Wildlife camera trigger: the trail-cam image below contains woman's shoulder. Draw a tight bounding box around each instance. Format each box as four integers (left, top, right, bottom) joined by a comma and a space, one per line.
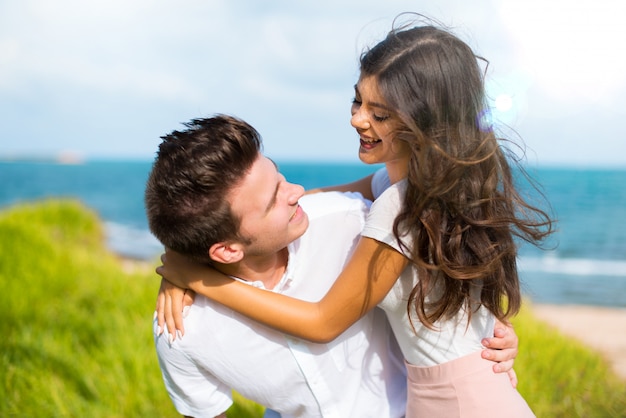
366, 179, 407, 230
372, 178, 407, 207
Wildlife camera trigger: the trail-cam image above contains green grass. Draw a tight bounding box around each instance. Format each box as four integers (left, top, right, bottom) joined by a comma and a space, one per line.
513, 306, 626, 417
1, 199, 624, 417
0, 199, 263, 417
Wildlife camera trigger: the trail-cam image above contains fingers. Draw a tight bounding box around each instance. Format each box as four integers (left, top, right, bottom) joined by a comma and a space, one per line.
481, 322, 519, 376
156, 264, 164, 278
155, 279, 166, 335
157, 278, 189, 342
171, 289, 185, 338
154, 260, 169, 332
164, 286, 176, 342
507, 367, 518, 388
482, 325, 519, 351
156, 250, 188, 342
183, 289, 196, 307
481, 345, 517, 362
155, 252, 167, 278
491, 357, 514, 373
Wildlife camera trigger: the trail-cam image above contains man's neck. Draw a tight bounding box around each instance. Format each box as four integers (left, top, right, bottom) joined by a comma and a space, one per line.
215, 247, 289, 290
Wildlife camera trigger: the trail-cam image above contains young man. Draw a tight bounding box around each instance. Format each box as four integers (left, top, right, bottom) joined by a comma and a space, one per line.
145, 115, 518, 418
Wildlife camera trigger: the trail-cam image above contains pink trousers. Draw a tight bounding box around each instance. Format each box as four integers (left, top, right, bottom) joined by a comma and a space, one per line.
405, 351, 535, 418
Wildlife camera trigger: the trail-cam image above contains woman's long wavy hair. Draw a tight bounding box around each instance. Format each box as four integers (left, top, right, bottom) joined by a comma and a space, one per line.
360, 17, 554, 329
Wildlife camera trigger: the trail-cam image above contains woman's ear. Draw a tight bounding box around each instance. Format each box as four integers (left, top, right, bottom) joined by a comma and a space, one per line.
208, 241, 245, 264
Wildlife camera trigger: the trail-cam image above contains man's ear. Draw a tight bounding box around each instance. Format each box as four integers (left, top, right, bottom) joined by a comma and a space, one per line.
208, 241, 244, 264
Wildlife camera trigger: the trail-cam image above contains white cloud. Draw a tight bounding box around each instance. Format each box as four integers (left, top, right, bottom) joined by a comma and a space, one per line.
498, 0, 626, 103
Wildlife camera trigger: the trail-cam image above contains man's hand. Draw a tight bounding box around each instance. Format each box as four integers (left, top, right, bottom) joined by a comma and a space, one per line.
481, 322, 519, 388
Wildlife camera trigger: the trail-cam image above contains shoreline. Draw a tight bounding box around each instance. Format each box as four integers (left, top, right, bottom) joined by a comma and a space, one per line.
530, 303, 626, 380
115, 254, 157, 274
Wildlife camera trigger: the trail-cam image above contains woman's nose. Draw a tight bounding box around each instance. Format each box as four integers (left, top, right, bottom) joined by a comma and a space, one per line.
350, 107, 370, 130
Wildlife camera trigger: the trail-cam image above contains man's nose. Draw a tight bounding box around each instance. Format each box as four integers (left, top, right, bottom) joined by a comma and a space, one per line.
287, 183, 305, 204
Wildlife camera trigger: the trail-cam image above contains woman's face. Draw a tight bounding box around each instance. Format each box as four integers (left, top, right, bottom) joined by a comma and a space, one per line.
350, 76, 410, 172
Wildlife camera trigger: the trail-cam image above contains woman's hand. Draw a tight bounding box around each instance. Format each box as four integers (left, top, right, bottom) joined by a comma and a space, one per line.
155, 248, 214, 340
156, 248, 203, 289
155, 277, 195, 342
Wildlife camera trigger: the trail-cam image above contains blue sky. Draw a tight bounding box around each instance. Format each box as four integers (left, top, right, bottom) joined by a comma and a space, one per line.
1, 0, 625, 167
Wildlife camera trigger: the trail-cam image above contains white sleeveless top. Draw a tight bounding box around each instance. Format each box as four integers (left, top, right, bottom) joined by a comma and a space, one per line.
362, 179, 496, 366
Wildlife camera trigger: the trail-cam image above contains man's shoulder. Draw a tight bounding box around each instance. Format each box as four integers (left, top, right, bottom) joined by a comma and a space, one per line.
300, 191, 371, 220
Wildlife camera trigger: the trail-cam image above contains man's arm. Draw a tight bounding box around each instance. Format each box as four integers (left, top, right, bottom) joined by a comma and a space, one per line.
154, 320, 234, 416
482, 321, 519, 387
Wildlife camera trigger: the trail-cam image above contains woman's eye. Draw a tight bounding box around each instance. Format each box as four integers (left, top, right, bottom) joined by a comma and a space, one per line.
373, 114, 389, 122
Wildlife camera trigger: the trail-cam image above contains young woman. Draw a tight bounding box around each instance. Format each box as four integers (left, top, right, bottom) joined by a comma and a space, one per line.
156, 19, 552, 417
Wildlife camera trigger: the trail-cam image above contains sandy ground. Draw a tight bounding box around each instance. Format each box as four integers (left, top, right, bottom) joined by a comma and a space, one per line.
531, 304, 626, 380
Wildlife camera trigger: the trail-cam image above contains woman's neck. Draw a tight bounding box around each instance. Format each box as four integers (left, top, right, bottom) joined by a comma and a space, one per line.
385, 159, 409, 184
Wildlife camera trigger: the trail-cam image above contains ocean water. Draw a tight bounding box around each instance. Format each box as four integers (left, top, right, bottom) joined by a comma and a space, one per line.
2, 160, 625, 308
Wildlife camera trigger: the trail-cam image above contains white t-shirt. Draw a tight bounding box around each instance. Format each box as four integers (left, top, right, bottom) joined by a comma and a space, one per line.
371, 166, 391, 199
361, 180, 496, 367
154, 191, 407, 418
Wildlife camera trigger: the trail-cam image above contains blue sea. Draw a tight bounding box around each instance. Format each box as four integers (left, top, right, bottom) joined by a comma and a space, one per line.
2, 160, 625, 308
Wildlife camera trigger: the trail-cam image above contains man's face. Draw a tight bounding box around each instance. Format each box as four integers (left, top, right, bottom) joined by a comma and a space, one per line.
228, 154, 309, 256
